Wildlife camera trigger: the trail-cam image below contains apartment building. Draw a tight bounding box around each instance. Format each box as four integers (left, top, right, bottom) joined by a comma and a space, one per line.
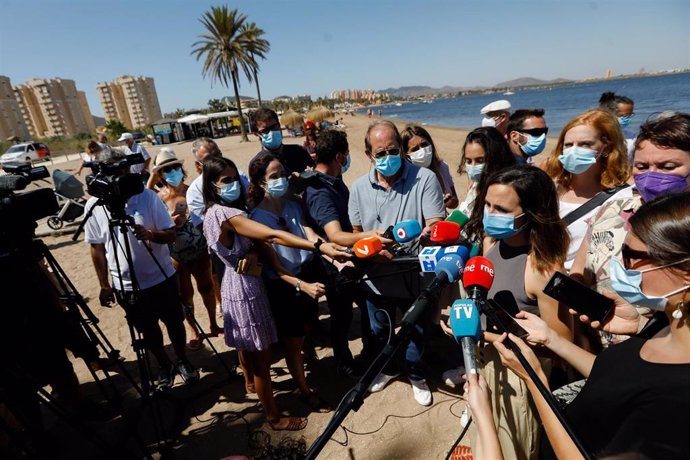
14, 78, 95, 138
0, 75, 31, 140
96, 75, 162, 128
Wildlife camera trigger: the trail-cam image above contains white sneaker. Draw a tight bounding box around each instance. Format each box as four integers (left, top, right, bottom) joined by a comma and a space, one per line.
368, 372, 398, 393
442, 367, 465, 387
409, 378, 432, 406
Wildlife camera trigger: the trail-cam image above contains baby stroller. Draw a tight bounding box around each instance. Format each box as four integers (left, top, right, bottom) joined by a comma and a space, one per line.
47, 169, 87, 230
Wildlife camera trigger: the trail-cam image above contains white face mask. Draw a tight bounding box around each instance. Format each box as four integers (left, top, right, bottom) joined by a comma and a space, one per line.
409, 145, 433, 168
481, 117, 497, 128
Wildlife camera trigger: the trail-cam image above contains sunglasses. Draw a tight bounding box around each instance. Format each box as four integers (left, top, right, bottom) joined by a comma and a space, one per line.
373, 148, 400, 159
518, 127, 549, 137
621, 243, 655, 270
256, 124, 281, 136
160, 164, 179, 174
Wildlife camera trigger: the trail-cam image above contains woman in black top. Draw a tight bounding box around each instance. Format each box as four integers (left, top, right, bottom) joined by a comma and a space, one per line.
495, 191, 690, 459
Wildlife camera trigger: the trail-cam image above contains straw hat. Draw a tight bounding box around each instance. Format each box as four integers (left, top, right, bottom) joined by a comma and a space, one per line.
151, 147, 183, 173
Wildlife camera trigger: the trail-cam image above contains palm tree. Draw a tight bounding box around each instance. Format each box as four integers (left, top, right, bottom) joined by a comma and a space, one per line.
239, 21, 270, 106
191, 6, 269, 141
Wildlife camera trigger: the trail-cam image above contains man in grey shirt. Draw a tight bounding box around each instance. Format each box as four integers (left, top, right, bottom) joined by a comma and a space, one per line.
348, 120, 445, 406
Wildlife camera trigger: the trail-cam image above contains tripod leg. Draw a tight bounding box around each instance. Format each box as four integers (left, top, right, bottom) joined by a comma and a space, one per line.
181, 304, 237, 382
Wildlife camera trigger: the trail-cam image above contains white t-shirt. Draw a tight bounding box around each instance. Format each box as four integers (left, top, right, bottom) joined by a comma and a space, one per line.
560, 186, 632, 271
84, 189, 176, 290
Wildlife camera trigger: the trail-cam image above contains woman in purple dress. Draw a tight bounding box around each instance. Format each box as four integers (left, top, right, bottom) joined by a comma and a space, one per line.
202, 156, 348, 431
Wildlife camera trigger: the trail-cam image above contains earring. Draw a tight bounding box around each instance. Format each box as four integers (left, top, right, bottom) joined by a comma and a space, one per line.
672, 301, 685, 320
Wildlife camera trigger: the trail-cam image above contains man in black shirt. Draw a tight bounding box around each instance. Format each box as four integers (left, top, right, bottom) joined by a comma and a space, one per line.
304, 130, 387, 376
248, 107, 314, 174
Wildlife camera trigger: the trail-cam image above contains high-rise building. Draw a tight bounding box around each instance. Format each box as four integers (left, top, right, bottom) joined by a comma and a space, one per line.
13, 77, 95, 138
0, 75, 31, 141
96, 75, 162, 128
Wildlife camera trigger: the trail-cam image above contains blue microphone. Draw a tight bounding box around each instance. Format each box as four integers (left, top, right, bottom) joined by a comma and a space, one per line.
400, 253, 465, 329
450, 299, 481, 374
392, 220, 422, 243
418, 244, 470, 273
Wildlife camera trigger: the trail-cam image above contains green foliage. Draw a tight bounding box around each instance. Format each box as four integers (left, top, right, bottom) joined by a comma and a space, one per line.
74, 132, 92, 140
105, 119, 129, 139
208, 98, 226, 112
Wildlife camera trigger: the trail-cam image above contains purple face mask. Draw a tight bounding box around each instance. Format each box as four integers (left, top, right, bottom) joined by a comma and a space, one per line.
634, 171, 689, 202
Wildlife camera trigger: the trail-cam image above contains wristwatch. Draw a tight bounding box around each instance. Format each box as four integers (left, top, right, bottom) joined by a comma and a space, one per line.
295, 280, 301, 293
313, 239, 323, 253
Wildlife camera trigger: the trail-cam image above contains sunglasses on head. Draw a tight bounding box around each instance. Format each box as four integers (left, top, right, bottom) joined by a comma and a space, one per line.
518, 127, 549, 137
621, 243, 655, 270
373, 148, 400, 159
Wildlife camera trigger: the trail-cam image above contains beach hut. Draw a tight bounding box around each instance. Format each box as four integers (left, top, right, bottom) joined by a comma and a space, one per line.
151, 117, 183, 144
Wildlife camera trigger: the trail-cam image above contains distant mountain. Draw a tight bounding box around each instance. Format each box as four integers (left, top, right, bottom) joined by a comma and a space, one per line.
494, 77, 572, 87
92, 115, 105, 127
379, 86, 437, 97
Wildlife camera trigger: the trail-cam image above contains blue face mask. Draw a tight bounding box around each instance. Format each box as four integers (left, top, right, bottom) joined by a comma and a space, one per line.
266, 176, 289, 198
341, 154, 351, 174
260, 130, 283, 150
520, 133, 547, 157
217, 180, 241, 204
482, 209, 527, 239
375, 154, 402, 177
618, 116, 632, 129
558, 146, 598, 174
466, 164, 484, 182
162, 167, 183, 187
608, 257, 690, 310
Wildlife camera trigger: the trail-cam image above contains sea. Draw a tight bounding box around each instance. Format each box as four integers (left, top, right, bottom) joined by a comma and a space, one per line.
358, 72, 690, 134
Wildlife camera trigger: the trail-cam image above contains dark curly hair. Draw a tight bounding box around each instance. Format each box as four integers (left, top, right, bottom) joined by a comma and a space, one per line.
247, 153, 283, 208
202, 156, 247, 211
315, 130, 348, 164
599, 91, 634, 114
464, 165, 569, 274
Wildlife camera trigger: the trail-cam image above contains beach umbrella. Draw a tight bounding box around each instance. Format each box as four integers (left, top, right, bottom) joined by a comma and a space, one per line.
6, 135, 20, 142
306, 106, 334, 123
280, 109, 304, 128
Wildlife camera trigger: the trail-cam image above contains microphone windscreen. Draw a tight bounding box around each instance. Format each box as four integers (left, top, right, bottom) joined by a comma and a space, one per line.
0, 175, 29, 192
439, 245, 470, 265
434, 253, 464, 283
393, 220, 422, 243
462, 256, 495, 291
352, 236, 383, 258
446, 210, 470, 227
430, 221, 461, 245
450, 299, 482, 341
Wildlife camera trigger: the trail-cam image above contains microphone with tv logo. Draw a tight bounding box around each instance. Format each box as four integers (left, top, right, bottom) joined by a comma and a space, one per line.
416, 244, 469, 273
430, 221, 461, 245
400, 253, 466, 329
450, 299, 481, 374
349, 236, 383, 258
462, 256, 495, 302
392, 220, 422, 243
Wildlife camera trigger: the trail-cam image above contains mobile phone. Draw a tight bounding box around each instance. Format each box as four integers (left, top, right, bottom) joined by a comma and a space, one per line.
382, 225, 394, 240
174, 201, 187, 214
543, 272, 614, 322
486, 299, 529, 338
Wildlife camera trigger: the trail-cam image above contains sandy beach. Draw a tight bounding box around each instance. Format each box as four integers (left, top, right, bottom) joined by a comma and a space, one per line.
30, 114, 556, 459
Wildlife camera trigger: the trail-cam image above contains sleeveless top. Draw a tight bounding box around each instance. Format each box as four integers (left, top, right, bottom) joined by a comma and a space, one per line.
485, 240, 539, 315
169, 217, 207, 264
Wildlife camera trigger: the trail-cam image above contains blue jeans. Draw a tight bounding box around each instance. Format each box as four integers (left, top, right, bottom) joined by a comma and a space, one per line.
366, 295, 428, 381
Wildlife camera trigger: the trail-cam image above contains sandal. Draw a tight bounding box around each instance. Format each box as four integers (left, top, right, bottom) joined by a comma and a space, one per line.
208, 326, 224, 337
300, 391, 333, 413
186, 338, 202, 352
268, 416, 308, 431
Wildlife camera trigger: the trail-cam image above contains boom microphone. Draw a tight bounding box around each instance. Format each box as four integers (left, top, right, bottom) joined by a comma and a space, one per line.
400, 253, 465, 329
351, 236, 383, 258
0, 174, 29, 192
392, 220, 422, 243
430, 221, 461, 245
450, 299, 481, 374
462, 256, 495, 301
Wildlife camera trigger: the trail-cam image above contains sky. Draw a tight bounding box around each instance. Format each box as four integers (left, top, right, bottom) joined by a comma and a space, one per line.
1, 0, 688, 117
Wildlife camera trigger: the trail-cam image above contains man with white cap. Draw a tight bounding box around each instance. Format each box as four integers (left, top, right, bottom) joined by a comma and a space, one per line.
480, 99, 512, 135
118, 132, 152, 179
